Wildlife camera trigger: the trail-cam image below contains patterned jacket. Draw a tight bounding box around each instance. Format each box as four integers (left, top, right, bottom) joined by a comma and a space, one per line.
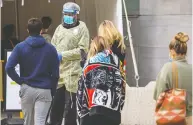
77, 50, 125, 121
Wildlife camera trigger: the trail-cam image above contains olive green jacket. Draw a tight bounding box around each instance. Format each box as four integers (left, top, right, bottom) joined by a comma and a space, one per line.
42, 34, 52, 43
51, 21, 89, 93
154, 57, 192, 117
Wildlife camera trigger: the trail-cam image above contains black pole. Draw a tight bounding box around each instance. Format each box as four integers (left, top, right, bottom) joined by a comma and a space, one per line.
14, 0, 20, 40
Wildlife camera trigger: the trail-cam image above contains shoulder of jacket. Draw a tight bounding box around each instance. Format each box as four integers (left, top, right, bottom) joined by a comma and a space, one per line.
55, 24, 63, 31
16, 41, 26, 48
79, 21, 88, 29
47, 42, 56, 50
163, 62, 172, 68
159, 62, 172, 77
79, 21, 86, 25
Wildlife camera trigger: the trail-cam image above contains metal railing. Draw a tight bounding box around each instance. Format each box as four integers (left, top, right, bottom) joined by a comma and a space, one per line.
122, 0, 140, 87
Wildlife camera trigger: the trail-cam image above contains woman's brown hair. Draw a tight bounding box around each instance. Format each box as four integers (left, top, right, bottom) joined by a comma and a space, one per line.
169, 32, 189, 55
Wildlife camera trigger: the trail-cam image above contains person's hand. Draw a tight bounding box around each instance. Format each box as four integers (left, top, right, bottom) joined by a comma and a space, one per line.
80, 60, 86, 68
80, 49, 87, 68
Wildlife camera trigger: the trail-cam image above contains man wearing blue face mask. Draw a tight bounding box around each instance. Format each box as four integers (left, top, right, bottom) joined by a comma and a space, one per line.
46, 2, 90, 125
62, 3, 80, 28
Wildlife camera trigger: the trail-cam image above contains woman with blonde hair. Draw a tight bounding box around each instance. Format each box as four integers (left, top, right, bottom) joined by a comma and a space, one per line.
98, 20, 126, 63
77, 36, 125, 125
87, 36, 109, 61
154, 32, 192, 125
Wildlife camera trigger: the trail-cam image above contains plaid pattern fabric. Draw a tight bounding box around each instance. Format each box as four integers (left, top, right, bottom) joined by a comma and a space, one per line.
155, 62, 187, 125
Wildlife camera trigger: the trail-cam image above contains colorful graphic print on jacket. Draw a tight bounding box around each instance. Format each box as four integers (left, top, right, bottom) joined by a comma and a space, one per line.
77, 63, 125, 118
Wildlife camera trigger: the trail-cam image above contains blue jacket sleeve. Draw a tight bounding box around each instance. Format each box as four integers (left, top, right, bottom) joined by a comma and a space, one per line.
5, 45, 24, 85
58, 53, 62, 62
50, 46, 60, 96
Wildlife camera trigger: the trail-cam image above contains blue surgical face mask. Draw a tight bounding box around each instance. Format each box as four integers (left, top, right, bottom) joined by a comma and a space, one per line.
169, 57, 173, 62
63, 15, 74, 25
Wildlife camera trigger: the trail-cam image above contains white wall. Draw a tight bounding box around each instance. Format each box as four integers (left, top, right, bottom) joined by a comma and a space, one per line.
94, 0, 123, 34
124, 0, 192, 87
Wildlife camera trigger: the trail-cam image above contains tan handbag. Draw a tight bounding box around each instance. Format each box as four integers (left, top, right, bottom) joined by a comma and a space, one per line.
186, 116, 192, 125
155, 62, 186, 125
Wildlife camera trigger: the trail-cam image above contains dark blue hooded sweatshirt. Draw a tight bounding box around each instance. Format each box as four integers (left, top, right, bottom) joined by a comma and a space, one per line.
5, 35, 59, 93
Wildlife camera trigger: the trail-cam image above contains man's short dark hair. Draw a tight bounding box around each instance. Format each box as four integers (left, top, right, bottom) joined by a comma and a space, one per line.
41, 16, 52, 29
27, 18, 42, 36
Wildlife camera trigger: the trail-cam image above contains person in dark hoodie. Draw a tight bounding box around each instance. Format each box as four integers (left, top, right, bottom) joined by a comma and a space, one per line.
5, 18, 59, 125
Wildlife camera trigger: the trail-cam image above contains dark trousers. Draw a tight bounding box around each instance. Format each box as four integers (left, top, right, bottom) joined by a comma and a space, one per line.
80, 114, 119, 125
47, 86, 77, 125
64, 90, 77, 125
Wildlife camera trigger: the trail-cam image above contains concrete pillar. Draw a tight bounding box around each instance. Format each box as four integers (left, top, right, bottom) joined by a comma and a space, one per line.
94, 0, 123, 35
125, 0, 192, 87
78, 0, 123, 38
78, 0, 97, 38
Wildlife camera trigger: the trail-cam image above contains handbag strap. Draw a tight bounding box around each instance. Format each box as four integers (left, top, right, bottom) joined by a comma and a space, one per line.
172, 62, 178, 88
